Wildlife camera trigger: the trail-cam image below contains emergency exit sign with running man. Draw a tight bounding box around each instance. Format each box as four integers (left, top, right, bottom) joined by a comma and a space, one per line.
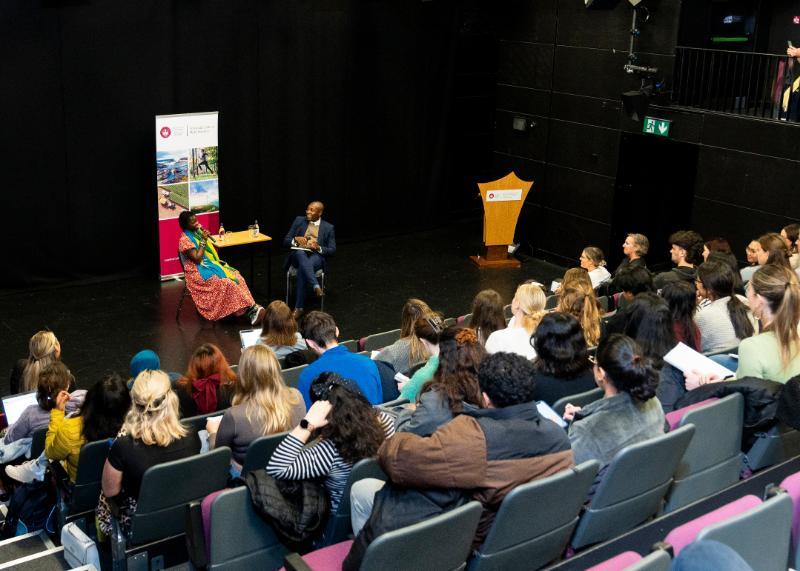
643, 116, 672, 137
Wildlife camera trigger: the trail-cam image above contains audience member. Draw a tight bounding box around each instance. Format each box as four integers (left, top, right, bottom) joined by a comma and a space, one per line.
702, 237, 733, 262
395, 327, 485, 436
531, 313, 596, 405
603, 266, 654, 335
580, 247, 611, 289
128, 349, 181, 387
485, 283, 545, 358
207, 344, 304, 473
363, 352, 572, 554
754, 232, 792, 269
612, 233, 649, 277
622, 293, 684, 412
298, 311, 383, 408
376, 298, 437, 374
175, 343, 236, 417
740, 239, 762, 283
694, 261, 756, 353
556, 285, 602, 347
397, 317, 444, 401
662, 281, 701, 351
267, 373, 394, 511
468, 289, 505, 346
654, 230, 704, 290
563, 334, 664, 493
7, 373, 131, 484
258, 300, 308, 358
706, 250, 744, 294
99, 370, 200, 536
781, 223, 800, 269
13, 331, 61, 394
556, 267, 593, 295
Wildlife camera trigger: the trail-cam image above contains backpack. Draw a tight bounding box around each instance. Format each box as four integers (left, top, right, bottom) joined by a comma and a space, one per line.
0, 473, 57, 538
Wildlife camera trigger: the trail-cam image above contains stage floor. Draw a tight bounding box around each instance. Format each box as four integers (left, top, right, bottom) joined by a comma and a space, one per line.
1, 220, 565, 393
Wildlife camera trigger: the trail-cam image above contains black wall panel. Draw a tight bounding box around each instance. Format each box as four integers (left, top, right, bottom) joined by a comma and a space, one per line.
493, 110, 549, 161
539, 166, 615, 225
495, 85, 550, 116
701, 115, 800, 162
497, 41, 554, 90
551, 94, 622, 129
546, 121, 620, 177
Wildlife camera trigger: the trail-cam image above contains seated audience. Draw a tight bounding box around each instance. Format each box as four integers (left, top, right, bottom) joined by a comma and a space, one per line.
175, 343, 236, 417
376, 298, 437, 374
753, 232, 792, 270
781, 223, 800, 269
467, 289, 506, 346
11, 330, 61, 394
258, 300, 307, 358
662, 281, 701, 351
555, 267, 593, 295
369, 352, 573, 549
531, 313, 596, 405
128, 349, 181, 387
267, 373, 394, 511
563, 334, 664, 492
653, 230, 704, 290
740, 239, 762, 283
736, 264, 800, 382
207, 345, 304, 472
694, 261, 756, 353
396, 326, 485, 436
397, 317, 444, 402
556, 285, 602, 347
612, 233, 649, 277
622, 293, 684, 412
485, 283, 546, 358
580, 246, 612, 289
7, 373, 131, 484
602, 265, 654, 336
99, 370, 200, 536
298, 311, 383, 408
702, 237, 735, 264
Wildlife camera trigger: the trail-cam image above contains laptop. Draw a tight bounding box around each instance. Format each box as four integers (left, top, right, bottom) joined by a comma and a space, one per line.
239, 328, 263, 349
2, 391, 38, 426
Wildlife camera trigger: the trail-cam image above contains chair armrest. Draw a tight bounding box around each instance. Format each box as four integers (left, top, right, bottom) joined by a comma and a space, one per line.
110, 508, 127, 571
185, 501, 208, 570
284, 552, 313, 571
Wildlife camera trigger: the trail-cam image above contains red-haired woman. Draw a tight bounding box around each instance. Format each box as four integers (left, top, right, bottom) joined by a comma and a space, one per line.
176, 343, 237, 417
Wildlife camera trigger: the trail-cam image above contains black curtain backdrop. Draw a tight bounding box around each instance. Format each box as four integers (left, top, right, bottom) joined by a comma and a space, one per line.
3, 0, 465, 287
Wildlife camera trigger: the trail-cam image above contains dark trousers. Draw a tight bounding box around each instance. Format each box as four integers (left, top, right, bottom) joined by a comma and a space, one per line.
289, 250, 323, 309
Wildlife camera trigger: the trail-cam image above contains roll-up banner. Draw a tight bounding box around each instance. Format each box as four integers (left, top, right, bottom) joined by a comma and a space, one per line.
155, 111, 220, 279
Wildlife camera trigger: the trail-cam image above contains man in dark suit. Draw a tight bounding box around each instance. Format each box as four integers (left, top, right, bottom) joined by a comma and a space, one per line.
283, 201, 336, 319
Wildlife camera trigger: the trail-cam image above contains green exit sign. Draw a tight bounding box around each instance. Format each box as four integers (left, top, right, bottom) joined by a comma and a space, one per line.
643, 116, 671, 137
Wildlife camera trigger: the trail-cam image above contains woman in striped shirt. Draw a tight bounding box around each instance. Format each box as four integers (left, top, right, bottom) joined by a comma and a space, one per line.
267, 373, 394, 510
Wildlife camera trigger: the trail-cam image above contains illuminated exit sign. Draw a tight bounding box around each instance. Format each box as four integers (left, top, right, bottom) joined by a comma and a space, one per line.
643, 116, 671, 137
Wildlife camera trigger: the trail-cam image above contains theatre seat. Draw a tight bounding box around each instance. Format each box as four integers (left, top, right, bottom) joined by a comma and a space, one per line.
241, 432, 289, 476
779, 470, 800, 569
551, 388, 603, 418
361, 329, 402, 352
586, 549, 671, 571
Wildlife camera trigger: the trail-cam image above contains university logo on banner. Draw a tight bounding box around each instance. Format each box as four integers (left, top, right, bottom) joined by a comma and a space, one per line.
155, 112, 220, 279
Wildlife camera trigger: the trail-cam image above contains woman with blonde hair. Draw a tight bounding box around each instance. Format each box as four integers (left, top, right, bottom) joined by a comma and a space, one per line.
555, 267, 592, 295
556, 285, 602, 347
99, 370, 199, 536
376, 298, 437, 374
258, 300, 307, 357
485, 283, 546, 359
12, 331, 61, 394
207, 345, 305, 473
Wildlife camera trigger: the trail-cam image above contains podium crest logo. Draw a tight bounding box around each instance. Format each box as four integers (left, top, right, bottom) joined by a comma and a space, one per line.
488, 192, 495, 199
160, 126, 172, 138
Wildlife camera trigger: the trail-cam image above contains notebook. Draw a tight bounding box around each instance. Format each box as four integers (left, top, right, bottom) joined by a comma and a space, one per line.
2, 391, 38, 425
239, 328, 263, 349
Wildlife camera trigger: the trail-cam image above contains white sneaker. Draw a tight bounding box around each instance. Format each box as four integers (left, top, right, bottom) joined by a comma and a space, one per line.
5, 458, 46, 484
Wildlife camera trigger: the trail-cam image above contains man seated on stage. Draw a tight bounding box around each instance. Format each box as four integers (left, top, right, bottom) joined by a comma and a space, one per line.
298, 311, 382, 409
283, 201, 336, 319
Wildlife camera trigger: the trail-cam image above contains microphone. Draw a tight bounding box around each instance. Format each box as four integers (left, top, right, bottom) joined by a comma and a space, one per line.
197, 224, 216, 244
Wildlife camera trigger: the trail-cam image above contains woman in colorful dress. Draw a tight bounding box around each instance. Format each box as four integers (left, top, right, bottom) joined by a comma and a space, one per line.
178, 211, 264, 324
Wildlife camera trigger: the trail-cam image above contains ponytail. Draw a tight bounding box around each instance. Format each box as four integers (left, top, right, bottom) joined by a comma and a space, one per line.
751, 265, 800, 368
557, 286, 601, 346
726, 296, 755, 340
597, 334, 658, 402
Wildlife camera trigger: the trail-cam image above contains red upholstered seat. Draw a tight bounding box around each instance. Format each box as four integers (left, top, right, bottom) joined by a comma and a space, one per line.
780, 471, 800, 544
665, 398, 718, 431
200, 489, 226, 560
298, 540, 354, 570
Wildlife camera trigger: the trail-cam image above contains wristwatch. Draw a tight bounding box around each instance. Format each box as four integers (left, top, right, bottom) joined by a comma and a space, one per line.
300, 418, 315, 431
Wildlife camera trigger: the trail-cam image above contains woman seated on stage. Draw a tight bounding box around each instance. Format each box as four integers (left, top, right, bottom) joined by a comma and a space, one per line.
175, 343, 237, 417
258, 300, 308, 358
178, 211, 264, 324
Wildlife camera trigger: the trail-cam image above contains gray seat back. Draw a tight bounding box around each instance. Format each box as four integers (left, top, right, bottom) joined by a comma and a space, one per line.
697, 493, 793, 571
364, 329, 402, 352
570, 424, 695, 549
361, 501, 483, 571
468, 461, 600, 571
545, 295, 558, 310
321, 457, 387, 546
183, 411, 221, 435
340, 339, 359, 352
552, 388, 603, 418
130, 447, 231, 545
745, 424, 800, 472
71, 439, 111, 514
281, 365, 307, 389
208, 486, 285, 571
241, 432, 288, 475
627, 550, 672, 571
664, 394, 744, 513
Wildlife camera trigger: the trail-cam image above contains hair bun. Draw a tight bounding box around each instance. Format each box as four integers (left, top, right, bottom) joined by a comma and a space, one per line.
455, 328, 478, 345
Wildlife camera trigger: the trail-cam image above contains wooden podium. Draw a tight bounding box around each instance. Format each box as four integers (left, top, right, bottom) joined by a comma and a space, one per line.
469, 172, 533, 269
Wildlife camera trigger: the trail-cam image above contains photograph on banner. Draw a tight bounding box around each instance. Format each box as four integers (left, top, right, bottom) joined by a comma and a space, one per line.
157, 183, 188, 219
156, 150, 189, 184
189, 179, 219, 214
190, 147, 218, 181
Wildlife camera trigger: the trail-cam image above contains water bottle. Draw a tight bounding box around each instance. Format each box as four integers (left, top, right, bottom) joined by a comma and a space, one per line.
218, 222, 226, 243
253, 219, 259, 237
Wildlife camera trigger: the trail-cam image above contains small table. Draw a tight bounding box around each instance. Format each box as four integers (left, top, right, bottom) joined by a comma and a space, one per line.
212, 231, 272, 298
